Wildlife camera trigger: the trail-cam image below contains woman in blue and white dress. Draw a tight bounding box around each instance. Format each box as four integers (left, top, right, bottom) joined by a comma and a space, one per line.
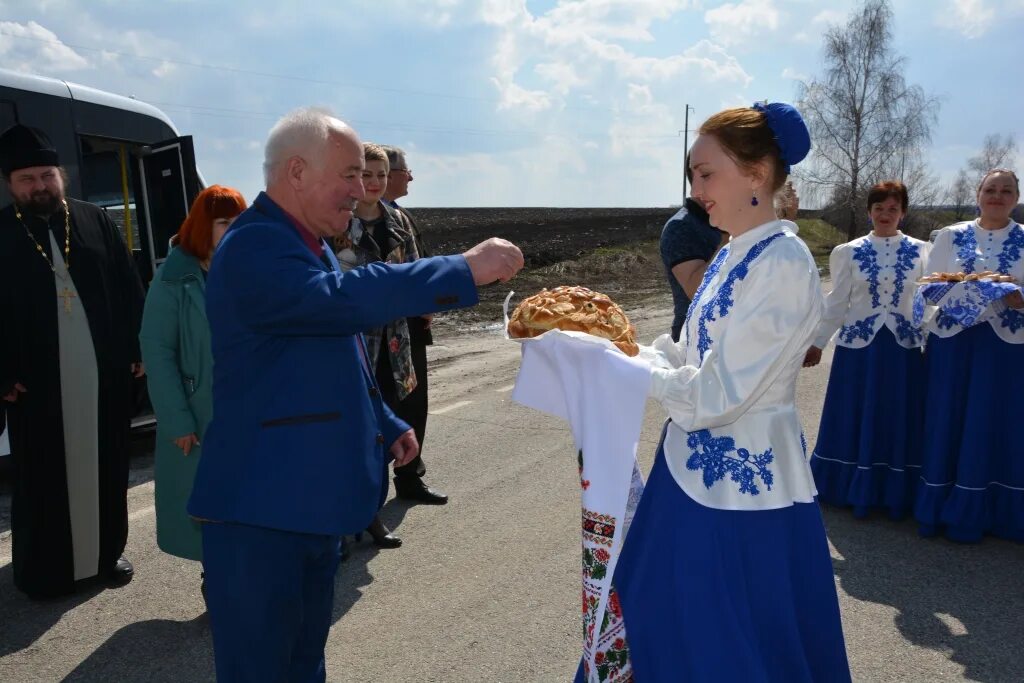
916, 168, 1024, 543
805, 181, 929, 519
609, 103, 850, 682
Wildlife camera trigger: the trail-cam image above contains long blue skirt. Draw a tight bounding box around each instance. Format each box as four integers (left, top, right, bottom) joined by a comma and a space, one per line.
577, 438, 851, 682
810, 327, 926, 519
915, 325, 1024, 543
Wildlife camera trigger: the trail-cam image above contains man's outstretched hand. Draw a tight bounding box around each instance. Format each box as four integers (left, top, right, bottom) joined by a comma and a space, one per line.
463, 238, 524, 286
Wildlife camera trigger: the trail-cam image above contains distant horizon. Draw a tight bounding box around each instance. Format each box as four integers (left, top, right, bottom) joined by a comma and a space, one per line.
1, 2, 1020, 207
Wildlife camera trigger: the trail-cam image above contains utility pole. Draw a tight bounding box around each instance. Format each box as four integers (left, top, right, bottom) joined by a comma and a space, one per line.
680, 103, 695, 205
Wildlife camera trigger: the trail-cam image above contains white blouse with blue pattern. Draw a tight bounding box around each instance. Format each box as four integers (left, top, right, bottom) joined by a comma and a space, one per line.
923, 220, 1024, 343
813, 232, 930, 350
646, 220, 822, 511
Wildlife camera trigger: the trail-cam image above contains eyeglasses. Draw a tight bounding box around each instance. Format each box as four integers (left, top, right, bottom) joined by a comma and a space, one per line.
390, 167, 412, 176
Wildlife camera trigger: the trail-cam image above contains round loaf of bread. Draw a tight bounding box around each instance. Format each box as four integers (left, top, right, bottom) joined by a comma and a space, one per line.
507, 285, 639, 356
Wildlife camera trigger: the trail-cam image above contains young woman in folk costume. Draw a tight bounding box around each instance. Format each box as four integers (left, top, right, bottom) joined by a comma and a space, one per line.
915, 169, 1024, 543
578, 103, 851, 683
335, 142, 420, 549
805, 181, 930, 519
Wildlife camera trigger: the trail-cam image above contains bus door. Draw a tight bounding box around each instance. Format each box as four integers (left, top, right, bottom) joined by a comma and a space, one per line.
133, 136, 200, 281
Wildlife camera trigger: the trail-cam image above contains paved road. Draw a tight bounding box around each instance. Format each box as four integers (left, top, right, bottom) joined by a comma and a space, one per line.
1, 304, 1022, 682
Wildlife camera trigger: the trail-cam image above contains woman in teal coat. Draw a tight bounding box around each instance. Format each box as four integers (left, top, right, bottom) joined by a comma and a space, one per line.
140, 186, 246, 571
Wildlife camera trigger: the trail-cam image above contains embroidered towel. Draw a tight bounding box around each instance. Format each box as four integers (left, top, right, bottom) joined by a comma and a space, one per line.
511, 328, 650, 683
913, 280, 1022, 327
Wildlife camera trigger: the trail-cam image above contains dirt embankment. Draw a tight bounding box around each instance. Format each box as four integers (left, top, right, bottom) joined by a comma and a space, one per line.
410, 207, 677, 328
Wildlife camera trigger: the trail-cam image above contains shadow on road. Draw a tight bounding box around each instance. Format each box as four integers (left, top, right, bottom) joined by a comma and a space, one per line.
62, 614, 212, 682
823, 505, 1024, 683
332, 496, 415, 623
0, 564, 106, 659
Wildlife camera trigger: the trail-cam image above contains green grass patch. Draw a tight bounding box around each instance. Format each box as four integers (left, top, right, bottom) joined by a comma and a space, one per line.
795, 218, 845, 274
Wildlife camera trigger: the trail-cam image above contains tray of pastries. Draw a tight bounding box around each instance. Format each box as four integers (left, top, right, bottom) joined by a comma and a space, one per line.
506, 285, 640, 356
918, 270, 1016, 284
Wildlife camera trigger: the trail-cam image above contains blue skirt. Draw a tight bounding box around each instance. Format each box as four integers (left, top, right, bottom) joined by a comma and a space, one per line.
810, 327, 926, 519
577, 438, 851, 682
915, 325, 1024, 543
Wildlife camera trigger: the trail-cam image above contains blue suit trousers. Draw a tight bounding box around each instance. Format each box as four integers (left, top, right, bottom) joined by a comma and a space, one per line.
201, 522, 343, 682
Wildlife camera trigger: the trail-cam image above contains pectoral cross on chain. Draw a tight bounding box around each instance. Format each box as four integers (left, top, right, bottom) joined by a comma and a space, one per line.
60, 286, 77, 314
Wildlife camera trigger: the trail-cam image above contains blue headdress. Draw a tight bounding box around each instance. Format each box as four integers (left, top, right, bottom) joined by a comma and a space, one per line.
751, 102, 811, 174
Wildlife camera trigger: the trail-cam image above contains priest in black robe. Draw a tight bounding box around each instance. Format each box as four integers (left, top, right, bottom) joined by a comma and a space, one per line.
0, 124, 145, 599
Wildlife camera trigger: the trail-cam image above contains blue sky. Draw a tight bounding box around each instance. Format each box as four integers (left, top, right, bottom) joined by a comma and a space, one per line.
1, 0, 1021, 207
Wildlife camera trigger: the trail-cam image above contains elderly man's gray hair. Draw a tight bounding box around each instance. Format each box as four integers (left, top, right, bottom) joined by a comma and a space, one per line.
380, 145, 407, 170
264, 107, 348, 185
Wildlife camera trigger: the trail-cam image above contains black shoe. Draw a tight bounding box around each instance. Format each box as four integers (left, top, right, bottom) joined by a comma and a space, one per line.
361, 516, 403, 549
395, 482, 448, 505
106, 556, 134, 586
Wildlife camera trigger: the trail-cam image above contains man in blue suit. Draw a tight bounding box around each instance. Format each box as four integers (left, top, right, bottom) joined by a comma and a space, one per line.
187, 107, 523, 682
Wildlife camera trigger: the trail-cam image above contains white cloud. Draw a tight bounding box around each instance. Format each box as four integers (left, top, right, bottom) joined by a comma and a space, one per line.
408, 133, 594, 206
535, 61, 586, 95
811, 9, 846, 26
781, 66, 808, 81
0, 21, 89, 73
704, 0, 780, 47
492, 79, 553, 112
152, 61, 177, 79
536, 0, 694, 43
936, 0, 995, 39
418, 0, 748, 113
604, 83, 686, 170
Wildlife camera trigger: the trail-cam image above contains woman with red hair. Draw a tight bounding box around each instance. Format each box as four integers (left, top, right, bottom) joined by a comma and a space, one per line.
140, 185, 246, 590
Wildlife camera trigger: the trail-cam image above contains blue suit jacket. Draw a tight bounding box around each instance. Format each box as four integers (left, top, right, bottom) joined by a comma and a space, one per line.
187, 192, 478, 535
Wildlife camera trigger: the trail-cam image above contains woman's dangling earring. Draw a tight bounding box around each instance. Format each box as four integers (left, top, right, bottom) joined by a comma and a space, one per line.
751, 192, 759, 207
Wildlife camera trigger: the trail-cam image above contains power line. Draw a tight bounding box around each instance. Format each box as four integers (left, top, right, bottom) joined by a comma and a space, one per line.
2, 29, 611, 116
152, 100, 685, 142
1, 31, 687, 142
0, 29, 497, 106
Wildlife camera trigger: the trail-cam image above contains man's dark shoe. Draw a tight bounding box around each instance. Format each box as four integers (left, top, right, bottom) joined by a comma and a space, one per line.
395, 481, 448, 505
106, 556, 134, 586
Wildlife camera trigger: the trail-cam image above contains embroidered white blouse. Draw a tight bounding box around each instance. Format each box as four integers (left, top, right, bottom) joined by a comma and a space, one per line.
813, 232, 930, 350
645, 220, 822, 511
924, 219, 1024, 343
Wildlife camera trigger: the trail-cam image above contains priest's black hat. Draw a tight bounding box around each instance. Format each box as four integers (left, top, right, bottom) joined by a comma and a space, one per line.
0, 124, 61, 176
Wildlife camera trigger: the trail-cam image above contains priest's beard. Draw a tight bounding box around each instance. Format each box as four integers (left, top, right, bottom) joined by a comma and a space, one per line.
19, 189, 63, 218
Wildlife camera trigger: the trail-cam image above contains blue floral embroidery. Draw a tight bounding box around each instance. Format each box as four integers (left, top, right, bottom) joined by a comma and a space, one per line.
891, 238, 920, 308
685, 429, 774, 496
892, 312, 923, 346
935, 311, 959, 330
953, 227, 978, 274
852, 241, 881, 308
688, 245, 729, 339
953, 224, 1024, 275
800, 432, 808, 459
998, 225, 1024, 274
1000, 308, 1024, 333
839, 314, 880, 344
696, 232, 785, 362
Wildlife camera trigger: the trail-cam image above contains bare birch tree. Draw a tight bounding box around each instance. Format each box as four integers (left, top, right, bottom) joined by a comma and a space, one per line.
967, 134, 1017, 182
796, 0, 939, 239
948, 169, 974, 221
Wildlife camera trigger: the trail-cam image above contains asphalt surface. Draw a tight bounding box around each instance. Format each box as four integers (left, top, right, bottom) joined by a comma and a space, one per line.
1, 302, 1022, 682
